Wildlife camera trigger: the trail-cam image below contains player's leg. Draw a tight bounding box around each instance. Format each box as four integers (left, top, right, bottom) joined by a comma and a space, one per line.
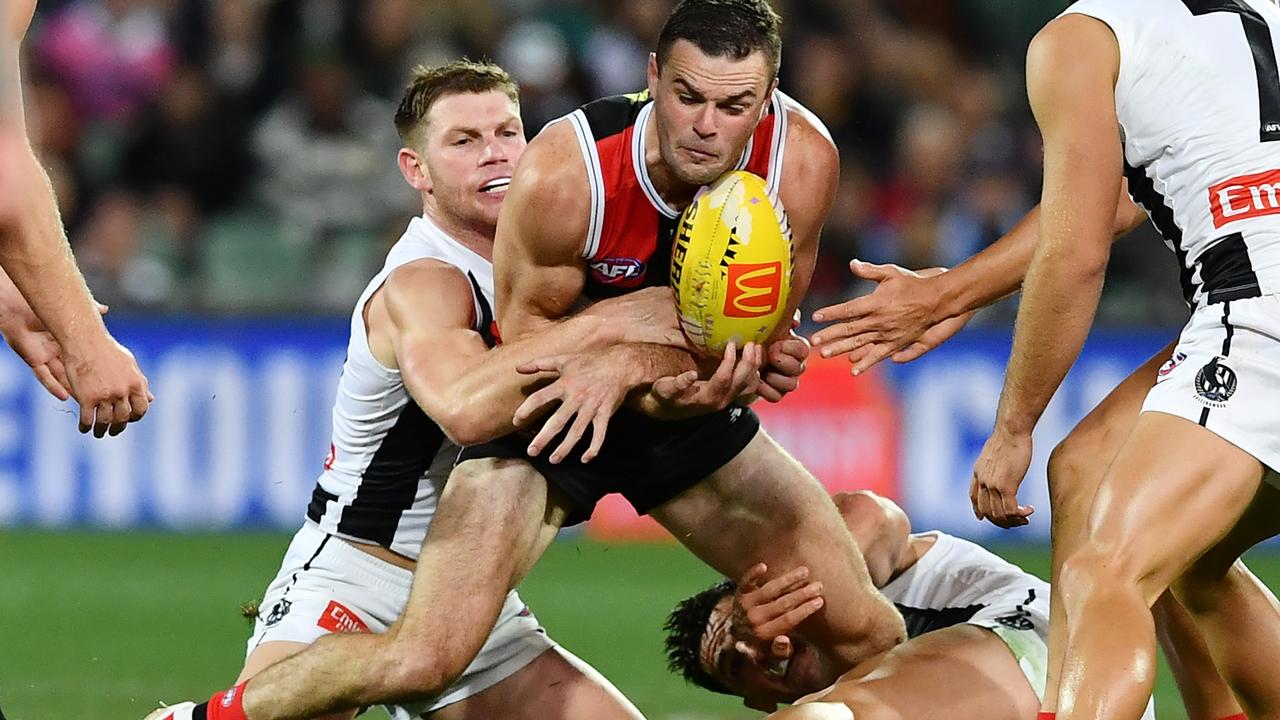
769, 625, 1041, 720
1153, 592, 1246, 720
1039, 343, 1169, 714
1170, 481, 1280, 719
1055, 412, 1267, 720
431, 647, 644, 720
237, 458, 571, 720
649, 429, 906, 673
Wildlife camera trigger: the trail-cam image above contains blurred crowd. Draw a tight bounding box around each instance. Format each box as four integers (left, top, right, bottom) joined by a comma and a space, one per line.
21, 0, 1186, 323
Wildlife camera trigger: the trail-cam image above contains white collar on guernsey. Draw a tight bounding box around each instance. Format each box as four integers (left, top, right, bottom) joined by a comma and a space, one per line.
405, 214, 493, 267
631, 99, 761, 219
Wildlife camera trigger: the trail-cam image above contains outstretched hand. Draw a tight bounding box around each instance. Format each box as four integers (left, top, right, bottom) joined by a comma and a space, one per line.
812, 260, 972, 375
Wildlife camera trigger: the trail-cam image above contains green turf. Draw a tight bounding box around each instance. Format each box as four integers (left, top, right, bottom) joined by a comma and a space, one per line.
0, 531, 1275, 719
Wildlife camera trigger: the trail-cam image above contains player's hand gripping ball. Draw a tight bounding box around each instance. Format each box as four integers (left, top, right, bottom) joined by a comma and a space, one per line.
670, 170, 794, 355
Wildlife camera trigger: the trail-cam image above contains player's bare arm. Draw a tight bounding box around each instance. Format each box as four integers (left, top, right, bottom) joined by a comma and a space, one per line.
811, 183, 1147, 375
518, 103, 836, 452
366, 258, 683, 446
493, 122, 597, 339
495, 122, 759, 430
971, 14, 1123, 528
0, 0, 150, 436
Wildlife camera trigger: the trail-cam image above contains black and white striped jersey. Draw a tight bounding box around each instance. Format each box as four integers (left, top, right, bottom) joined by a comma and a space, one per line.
1065, 0, 1280, 307
881, 532, 1050, 638
305, 213, 496, 559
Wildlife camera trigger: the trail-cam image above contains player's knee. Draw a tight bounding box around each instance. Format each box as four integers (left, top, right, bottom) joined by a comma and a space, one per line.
1046, 434, 1098, 510
1060, 543, 1159, 604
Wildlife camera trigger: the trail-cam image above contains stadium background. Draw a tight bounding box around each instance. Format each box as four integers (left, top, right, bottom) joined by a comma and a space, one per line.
0, 1, 1271, 718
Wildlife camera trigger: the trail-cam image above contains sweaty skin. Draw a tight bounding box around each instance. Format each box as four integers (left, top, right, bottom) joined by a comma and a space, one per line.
493, 40, 904, 673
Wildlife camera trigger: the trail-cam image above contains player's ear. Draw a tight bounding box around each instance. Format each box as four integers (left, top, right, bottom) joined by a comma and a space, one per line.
761, 77, 779, 121
647, 52, 660, 97
397, 148, 432, 194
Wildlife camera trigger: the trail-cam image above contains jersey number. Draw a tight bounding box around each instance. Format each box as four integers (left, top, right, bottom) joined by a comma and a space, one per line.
1183, 0, 1280, 141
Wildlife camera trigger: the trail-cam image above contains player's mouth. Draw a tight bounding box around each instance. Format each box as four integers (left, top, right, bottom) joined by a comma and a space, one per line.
682, 146, 718, 162
479, 177, 511, 195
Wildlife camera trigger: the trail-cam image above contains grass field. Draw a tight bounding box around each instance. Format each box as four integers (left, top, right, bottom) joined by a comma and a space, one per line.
1, 531, 1275, 719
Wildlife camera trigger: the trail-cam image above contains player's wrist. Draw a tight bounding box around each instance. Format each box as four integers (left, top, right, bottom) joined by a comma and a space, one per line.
992, 410, 1036, 438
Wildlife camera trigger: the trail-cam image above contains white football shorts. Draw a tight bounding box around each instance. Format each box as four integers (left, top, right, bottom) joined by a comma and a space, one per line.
1143, 293, 1280, 481
245, 522, 555, 718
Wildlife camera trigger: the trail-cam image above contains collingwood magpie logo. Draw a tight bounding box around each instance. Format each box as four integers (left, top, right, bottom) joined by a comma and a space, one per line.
1195, 358, 1237, 408
264, 598, 293, 627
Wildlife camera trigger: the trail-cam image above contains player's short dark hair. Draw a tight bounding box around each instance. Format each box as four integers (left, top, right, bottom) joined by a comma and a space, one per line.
663, 578, 738, 696
656, 0, 783, 80
394, 60, 519, 146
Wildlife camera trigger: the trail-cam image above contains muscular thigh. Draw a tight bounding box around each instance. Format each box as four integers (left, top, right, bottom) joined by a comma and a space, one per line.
649, 429, 896, 666
1053, 340, 1174, 513
648, 428, 848, 581
813, 625, 1040, 720
429, 647, 643, 720
1082, 411, 1266, 599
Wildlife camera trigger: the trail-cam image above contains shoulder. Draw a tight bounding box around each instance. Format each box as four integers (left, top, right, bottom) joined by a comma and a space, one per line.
780, 96, 838, 181
516, 120, 590, 199
1028, 13, 1120, 81
497, 119, 592, 259
776, 94, 839, 217
382, 258, 475, 328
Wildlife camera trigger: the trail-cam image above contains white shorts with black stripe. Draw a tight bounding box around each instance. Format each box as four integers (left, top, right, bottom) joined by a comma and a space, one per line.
1143, 294, 1280, 480
245, 522, 555, 718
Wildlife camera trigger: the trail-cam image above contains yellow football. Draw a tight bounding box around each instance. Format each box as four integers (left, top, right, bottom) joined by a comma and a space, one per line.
670, 170, 794, 356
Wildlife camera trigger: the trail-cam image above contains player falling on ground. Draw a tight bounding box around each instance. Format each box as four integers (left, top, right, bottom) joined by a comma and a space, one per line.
146, 61, 703, 720
822, 0, 1280, 718
670, 490, 1260, 720
158, 2, 908, 719
1, 0, 149, 436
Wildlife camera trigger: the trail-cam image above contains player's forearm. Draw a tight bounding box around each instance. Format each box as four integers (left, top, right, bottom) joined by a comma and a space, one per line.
934, 207, 1042, 319
624, 344, 702, 416
242, 632, 399, 720
422, 314, 627, 446
0, 148, 109, 353
994, 240, 1108, 435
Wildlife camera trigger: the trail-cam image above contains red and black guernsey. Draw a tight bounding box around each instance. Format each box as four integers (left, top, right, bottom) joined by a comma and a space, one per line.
550, 89, 791, 300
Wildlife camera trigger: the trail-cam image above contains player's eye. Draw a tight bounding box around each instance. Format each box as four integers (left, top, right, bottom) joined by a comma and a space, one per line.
679, 94, 698, 105
722, 104, 746, 115
453, 137, 471, 146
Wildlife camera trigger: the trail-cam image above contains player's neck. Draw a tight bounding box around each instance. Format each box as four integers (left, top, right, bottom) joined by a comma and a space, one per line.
423, 205, 495, 261
642, 115, 701, 210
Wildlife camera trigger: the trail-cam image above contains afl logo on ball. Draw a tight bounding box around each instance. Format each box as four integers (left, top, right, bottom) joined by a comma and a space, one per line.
1195, 358, 1237, 407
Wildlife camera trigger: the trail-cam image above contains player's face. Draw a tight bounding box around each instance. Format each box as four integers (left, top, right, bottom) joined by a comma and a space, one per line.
648, 40, 776, 187
417, 90, 526, 229
700, 595, 830, 708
